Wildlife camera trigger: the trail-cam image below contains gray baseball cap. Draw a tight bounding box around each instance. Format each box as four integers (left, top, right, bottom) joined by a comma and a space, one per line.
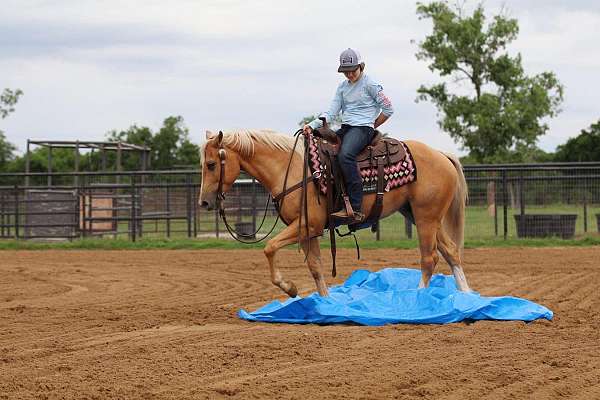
338, 48, 363, 72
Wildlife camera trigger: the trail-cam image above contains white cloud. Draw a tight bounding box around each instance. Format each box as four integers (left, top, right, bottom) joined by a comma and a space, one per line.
1, 0, 599, 158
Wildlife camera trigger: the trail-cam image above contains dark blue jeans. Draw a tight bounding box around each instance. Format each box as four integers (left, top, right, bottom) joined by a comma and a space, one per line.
337, 125, 375, 212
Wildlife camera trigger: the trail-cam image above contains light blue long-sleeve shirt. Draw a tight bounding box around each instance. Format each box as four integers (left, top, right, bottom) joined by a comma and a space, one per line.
309, 73, 394, 130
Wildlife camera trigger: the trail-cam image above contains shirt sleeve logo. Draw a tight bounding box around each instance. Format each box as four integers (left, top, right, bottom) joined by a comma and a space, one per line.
377, 91, 392, 108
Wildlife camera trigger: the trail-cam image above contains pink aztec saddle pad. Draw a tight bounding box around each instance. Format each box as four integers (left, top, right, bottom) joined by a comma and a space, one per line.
307, 137, 417, 195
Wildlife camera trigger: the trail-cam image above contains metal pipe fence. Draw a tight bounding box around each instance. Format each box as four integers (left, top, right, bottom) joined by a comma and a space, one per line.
1, 162, 599, 242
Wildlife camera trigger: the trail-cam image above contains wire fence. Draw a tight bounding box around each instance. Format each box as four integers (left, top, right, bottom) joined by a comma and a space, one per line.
1, 162, 599, 242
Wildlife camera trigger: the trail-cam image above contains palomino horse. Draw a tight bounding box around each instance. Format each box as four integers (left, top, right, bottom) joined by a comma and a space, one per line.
199, 129, 471, 297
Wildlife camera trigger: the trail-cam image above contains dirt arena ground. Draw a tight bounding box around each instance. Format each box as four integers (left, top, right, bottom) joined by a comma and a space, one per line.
1, 247, 599, 399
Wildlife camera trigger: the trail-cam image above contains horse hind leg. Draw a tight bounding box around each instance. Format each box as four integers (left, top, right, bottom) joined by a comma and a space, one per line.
301, 238, 329, 297
436, 227, 471, 292
416, 221, 440, 289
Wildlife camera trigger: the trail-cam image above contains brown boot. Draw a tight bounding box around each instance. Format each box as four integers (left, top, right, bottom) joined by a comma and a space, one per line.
330, 209, 365, 224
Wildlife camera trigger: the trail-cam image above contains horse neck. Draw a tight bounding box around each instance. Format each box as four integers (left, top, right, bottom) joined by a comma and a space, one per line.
236, 141, 302, 196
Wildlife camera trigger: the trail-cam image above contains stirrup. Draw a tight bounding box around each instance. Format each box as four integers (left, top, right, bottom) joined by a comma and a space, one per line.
330, 210, 365, 224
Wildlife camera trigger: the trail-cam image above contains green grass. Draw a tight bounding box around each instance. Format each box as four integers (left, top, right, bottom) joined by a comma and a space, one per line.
2, 203, 598, 250
1, 235, 599, 251
463, 204, 600, 240
134, 205, 600, 241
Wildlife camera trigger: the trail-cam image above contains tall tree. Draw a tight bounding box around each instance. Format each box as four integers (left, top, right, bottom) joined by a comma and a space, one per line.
106, 116, 199, 170
0, 133, 16, 169
0, 88, 22, 119
106, 125, 153, 170
415, 1, 563, 163
0, 88, 23, 170
153, 116, 194, 169
554, 120, 600, 162
176, 136, 200, 168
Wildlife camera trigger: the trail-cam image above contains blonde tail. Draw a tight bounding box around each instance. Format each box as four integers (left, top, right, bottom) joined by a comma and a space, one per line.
441, 152, 468, 259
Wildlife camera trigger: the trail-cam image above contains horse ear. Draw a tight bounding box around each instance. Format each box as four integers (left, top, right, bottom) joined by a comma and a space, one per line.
205, 130, 214, 140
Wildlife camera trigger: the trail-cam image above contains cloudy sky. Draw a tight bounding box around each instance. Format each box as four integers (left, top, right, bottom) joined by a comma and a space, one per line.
2, 0, 599, 157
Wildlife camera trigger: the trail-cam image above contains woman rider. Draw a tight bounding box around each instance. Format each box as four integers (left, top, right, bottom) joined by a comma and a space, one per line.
303, 48, 394, 224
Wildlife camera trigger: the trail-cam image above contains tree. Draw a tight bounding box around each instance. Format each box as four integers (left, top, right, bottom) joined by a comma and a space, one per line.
176, 137, 200, 168
554, 120, 600, 162
106, 125, 153, 170
415, 1, 564, 163
0, 88, 23, 170
152, 116, 199, 169
0, 88, 23, 119
2, 114, 199, 173
107, 125, 153, 146
106, 116, 199, 170
0, 133, 16, 169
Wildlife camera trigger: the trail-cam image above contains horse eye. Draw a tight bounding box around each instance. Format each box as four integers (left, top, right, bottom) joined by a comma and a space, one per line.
206, 161, 216, 171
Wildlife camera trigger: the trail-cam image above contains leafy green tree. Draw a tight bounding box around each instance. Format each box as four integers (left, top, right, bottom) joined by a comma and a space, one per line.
176, 137, 200, 168
105, 125, 153, 170
0, 88, 22, 119
3, 113, 199, 173
0, 88, 23, 170
107, 125, 153, 146
152, 116, 195, 169
0, 133, 16, 169
4, 147, 58, 173
415, 1, 564, 163
554, 120, 600, 162
107, 116, 199, 170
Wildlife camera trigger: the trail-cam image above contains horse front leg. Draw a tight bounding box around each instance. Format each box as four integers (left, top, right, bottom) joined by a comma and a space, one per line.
264, 219, 302, 297
301, 237, 329, 297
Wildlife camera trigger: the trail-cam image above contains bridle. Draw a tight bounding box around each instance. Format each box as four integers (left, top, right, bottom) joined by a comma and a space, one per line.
212, 130, 305, 244
213, 135, 278, 244
209, 128, 348, 278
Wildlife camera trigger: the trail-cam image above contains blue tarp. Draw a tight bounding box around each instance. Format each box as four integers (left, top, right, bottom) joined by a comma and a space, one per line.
238, 268, 553, 325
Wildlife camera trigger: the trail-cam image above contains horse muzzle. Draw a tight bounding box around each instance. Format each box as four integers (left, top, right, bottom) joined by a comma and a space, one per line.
199, 192, 217, 211
200, 200, 213, 211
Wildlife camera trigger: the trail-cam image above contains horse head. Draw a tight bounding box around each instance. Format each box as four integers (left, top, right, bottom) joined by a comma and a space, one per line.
199, 130, 241, 211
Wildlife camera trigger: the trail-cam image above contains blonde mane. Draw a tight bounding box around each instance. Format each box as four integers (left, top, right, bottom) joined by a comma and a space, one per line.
202, 129, 303, 160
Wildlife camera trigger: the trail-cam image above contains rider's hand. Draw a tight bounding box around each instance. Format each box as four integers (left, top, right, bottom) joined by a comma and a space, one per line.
303, 124, 313, 135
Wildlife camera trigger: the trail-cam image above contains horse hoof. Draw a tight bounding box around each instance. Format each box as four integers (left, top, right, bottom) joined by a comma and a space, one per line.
287, 283, 298, 298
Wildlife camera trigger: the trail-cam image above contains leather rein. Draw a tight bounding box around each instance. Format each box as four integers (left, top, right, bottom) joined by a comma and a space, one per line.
214, 129, 311, 245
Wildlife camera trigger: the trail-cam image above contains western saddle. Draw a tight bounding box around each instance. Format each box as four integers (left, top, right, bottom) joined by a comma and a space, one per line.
272, 123, 411, 277
312, 123, 406, 229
